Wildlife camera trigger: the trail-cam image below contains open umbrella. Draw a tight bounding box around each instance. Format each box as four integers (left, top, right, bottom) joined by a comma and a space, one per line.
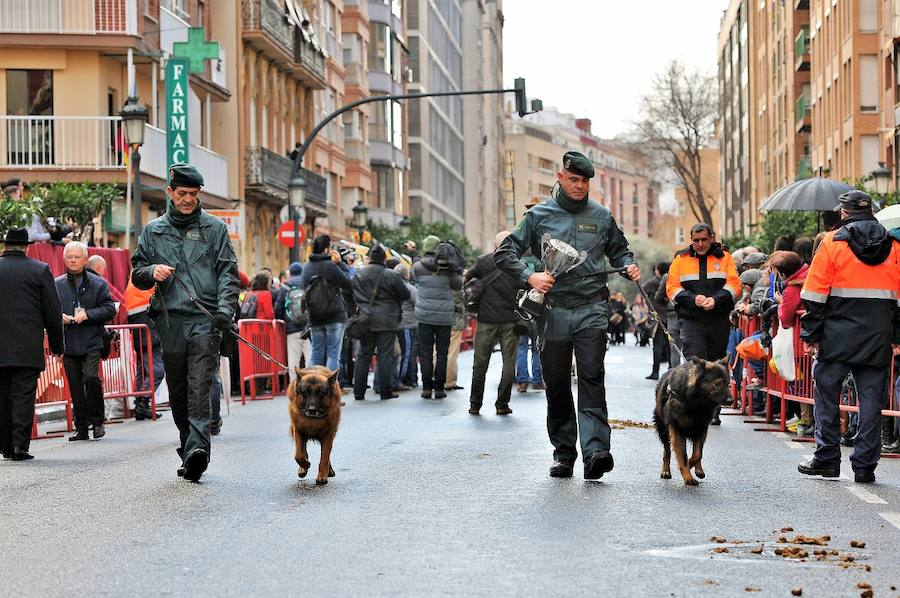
875, 204, 900, 231
759, 177, 855, 213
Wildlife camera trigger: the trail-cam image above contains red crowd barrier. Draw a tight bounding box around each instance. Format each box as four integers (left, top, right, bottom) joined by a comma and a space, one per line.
734, 312, 900, 458
32, 323, 157, 438
460, 318, 477, 351
238, 319, 287, 403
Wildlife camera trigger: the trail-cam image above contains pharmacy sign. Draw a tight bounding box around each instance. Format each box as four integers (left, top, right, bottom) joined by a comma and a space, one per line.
165, 57, 190, 166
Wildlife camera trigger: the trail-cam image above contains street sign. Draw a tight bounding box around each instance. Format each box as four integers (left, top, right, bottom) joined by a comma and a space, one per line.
207, 209, 241, 241
278, 220, 306, 248
279, 204, 306, 224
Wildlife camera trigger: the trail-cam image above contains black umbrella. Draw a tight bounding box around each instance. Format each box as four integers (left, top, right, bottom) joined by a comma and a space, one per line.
759, 177, 855, 212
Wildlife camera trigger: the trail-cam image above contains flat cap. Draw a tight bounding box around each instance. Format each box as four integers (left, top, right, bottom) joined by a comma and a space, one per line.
743, 252, 767, 266
168, 163, 204, 188
562, 151, 594, 179
834, 189, 872, 212
739, 269, 764, 287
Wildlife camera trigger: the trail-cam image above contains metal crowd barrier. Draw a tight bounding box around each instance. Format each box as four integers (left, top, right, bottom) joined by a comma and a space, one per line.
32, 323, 157, 438
237, 319, 287, 404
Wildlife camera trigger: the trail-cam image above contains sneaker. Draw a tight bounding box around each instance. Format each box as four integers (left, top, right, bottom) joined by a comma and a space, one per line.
745, 378, 762, 391
210, 416, 222, 436
68, 429, 89, 442
92, 424, 106, 439
517, 383, 528, 393
840, 433, 855, 447
434, 390, 447, 399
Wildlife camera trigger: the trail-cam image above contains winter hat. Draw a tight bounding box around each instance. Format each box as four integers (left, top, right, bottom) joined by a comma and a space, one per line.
739, 269, 764, 287
422, 235, 441, 254
288, 261, 302, 276
369, 244, 387, 264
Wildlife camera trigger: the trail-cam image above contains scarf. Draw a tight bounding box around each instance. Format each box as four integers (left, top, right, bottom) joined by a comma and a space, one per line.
166, 198, 202, 229
555, 187, 588, 213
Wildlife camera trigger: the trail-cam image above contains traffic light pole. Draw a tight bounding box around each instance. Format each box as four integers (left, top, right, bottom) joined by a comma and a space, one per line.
287, 83, 536, 262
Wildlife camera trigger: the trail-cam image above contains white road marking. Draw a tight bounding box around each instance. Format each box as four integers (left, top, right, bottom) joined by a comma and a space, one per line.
774, 432, 790, 440
846, 485, 888, 504
879, 512, 900, 530
785, 441, 806, 450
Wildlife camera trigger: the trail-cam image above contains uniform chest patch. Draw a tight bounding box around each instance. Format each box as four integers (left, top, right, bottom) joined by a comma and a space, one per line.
713, 261, 721, 271
185, 230, 202, 241
577, 222, 599, 234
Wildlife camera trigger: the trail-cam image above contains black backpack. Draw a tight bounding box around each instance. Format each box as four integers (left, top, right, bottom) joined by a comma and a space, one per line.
462, 268, 504, 314
435, 240, 464, 271
238, 293, 258, 320
304, 275, 338, 322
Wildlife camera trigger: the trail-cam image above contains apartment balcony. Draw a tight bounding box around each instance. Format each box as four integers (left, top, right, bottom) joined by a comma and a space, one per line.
795, 28, 810, 71
0, 116, 228, 198
0, 0, 137, 35
242, 0, 326, 90
795, 155, 813, 181
795, 95, 811, 133
245, 146, 327, 210
794, 0, 809, 9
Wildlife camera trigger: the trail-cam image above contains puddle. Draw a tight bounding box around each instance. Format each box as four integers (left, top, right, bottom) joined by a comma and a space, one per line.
647, 542, 870, 567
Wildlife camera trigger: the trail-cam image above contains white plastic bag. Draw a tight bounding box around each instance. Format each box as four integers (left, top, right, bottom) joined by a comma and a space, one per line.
771, 326, 796, 382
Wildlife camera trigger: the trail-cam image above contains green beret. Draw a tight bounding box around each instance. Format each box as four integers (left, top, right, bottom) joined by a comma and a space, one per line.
168, 163, 204, 188
562, 151, 594, 179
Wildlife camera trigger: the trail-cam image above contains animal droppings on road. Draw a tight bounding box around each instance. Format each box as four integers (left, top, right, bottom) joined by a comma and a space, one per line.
851, 540, 866, 548
791, 588, 803, 596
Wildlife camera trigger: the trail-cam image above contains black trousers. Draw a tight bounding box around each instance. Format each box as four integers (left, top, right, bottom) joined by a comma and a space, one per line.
650, 321, 670, 374
64, 352, 104, 430
161, 334, 219, 460
353, 330, 397, 400
0, 367, 40, 455
417, 323, 451, 392
680, 317, 729, 361
541, 327, 610, 463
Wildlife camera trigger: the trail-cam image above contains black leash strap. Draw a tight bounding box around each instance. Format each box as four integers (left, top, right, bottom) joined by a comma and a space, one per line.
631, 277, 686, 363
167, 269, 290, 372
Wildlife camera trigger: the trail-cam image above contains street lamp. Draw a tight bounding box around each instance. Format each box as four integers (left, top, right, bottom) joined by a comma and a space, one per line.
352, 200, 368, 245
398, 215, 411, 239
870, 161, 891, 195
120, 96, 148, 248
288, 175, 306, 263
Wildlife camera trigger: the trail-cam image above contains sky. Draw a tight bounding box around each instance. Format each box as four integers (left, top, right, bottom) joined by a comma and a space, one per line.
502, 0, 731, 139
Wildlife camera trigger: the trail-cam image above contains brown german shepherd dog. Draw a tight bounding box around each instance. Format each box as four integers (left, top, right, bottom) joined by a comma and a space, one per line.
288, 366, 342, 484
653, 357, 731, 486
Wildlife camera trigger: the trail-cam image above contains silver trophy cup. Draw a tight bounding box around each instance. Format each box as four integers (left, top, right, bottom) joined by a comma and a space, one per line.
516, 234, 587, 320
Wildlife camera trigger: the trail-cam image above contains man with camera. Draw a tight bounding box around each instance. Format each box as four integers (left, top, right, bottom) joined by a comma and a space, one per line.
495, 151, 640, 480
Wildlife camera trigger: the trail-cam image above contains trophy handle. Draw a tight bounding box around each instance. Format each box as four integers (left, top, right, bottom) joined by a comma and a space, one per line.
540, 232, 552, 258
566, 250, 588, 274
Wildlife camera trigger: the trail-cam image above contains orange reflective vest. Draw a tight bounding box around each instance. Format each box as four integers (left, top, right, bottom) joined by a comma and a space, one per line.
799, 219, 900, 366
666, 243, 740, 321
123, 279, 154, 316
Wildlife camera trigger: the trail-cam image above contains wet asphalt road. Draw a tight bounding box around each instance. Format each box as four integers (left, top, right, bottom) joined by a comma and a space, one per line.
4, 343, 900, 597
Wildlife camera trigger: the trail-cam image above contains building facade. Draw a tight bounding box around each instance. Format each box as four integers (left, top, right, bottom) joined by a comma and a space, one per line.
504, 107, 658, 240
654, 145, 722, 254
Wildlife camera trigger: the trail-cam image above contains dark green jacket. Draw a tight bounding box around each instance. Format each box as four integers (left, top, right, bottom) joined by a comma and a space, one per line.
131, 210, 240, 321
494, 195, 634, 305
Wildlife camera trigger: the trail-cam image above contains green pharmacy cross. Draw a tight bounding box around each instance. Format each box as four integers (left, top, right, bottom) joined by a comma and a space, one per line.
172, 27, 219, 74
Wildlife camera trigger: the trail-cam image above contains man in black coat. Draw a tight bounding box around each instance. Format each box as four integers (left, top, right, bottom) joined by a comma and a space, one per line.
55, 241, 117, 441
466, 231, 521, 415
0, 229, 64, 461
351, 244, 410, 401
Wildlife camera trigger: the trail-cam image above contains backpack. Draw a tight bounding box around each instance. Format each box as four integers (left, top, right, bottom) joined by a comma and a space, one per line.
435, 240, 464, 271
304, 275, 338, 322
239, 292, 258, 320
284, 284, 308, 326
463, 268, 504, 314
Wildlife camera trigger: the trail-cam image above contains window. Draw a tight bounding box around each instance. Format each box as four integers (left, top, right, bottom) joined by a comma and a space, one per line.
368, 24, 392, 73
162, 0, 188, 19
321, 0, 339, 58
6, 70, 54, 165
6, 69, 53, 115
391, 0, 402, 19
860, 54, 878, 111
675, 227, 685, 244
368, 96, 403, 149
374, 166, 395, 210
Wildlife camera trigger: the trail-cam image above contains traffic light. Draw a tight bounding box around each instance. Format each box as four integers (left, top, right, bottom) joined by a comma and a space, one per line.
514, 77, 527, 117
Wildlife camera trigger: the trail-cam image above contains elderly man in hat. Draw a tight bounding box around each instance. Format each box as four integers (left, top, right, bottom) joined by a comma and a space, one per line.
131, 163, 240, 482
798, 190, 900, 484
0, 229, 64, 461
495, 151, 641, 480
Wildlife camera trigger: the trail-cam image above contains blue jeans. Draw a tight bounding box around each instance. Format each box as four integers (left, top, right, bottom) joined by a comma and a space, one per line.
311, 322, 345, 372
516, 334, 542, 384
209, 369, 222, 420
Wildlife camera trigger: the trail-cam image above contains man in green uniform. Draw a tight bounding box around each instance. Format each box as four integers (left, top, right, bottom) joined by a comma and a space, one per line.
131, 164, 240, 482
494, 151, 640, 480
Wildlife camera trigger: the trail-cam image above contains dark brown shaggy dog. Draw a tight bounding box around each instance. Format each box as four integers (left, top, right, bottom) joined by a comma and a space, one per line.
652, 357, 731, 486
288, 366, 342, 484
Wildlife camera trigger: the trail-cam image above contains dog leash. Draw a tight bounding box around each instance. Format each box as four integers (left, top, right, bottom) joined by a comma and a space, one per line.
165, 268, 291, 372
631, 277, 686, 364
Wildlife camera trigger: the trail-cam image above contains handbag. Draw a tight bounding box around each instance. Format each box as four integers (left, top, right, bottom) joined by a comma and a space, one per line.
771, 326, 796, 381
609, 312, 623, 326
346, 270, 384, 340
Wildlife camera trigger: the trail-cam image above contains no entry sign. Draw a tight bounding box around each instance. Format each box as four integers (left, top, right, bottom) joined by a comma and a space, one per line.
278, 221, 306, 248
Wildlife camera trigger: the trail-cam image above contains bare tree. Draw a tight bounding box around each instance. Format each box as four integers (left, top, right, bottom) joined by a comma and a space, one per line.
634, 61, 719, 226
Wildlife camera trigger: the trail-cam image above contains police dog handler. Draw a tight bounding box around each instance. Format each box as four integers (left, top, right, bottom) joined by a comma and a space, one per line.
495, 151, 640, 480
132, 164, 240, 482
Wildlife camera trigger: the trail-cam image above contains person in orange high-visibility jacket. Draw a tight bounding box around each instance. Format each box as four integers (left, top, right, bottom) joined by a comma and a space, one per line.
123, 279, 165, 420
666, 224, 740, 425
797, 190, 900, 484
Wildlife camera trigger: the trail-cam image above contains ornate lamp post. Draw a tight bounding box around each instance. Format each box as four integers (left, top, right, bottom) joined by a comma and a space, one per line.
398, 215, 412, 239
352, 200, 369, 245
120, 96, 148, 247
288, 175, 306, 262
870, 161, 891, 195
